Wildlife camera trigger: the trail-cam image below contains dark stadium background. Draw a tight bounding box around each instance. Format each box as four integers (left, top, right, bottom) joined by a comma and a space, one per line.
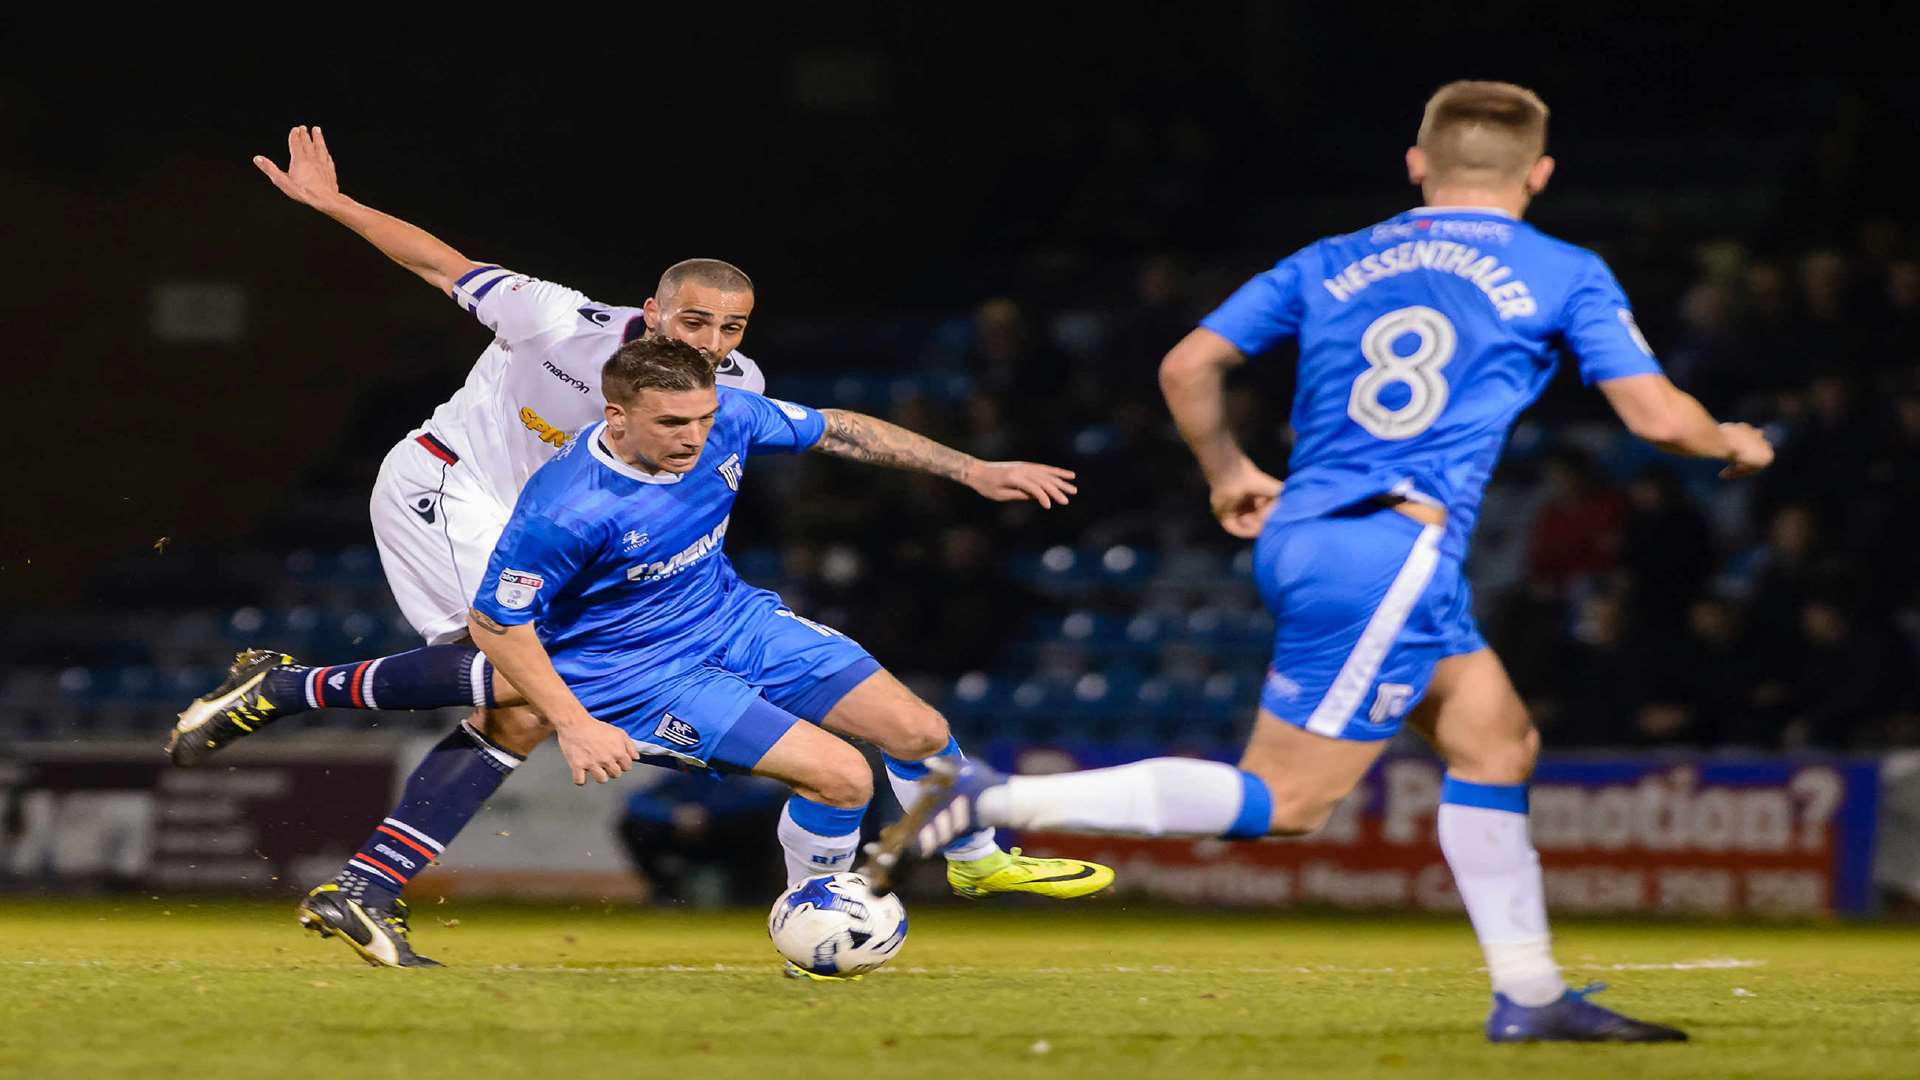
3, 10, 1919, 912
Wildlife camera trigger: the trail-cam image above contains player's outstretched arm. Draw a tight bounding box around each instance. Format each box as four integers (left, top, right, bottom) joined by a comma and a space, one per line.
1598, 374, 1773, 478
812, 409, 1078, 508
1160, 328, 1283, 538
466, 609, 641, 786
253, 125, 484, 294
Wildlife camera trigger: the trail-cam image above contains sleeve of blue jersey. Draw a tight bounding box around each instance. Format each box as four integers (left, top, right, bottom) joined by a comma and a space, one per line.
470, 510, 594, 628
1561, 255, 1666, 385
1197, 253, 1308, 358
731, 388, 827, 454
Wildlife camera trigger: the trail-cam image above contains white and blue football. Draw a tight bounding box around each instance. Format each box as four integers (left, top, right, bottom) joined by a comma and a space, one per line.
767, 872, 908, 977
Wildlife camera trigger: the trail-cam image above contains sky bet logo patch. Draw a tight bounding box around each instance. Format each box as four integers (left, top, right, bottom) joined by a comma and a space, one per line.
654, 713, 700, 748
494, 569, 544, 611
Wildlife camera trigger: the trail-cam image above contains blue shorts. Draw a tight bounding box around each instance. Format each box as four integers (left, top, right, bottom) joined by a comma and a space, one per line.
1253, 505, 1485, 741
565, 586, 879, 776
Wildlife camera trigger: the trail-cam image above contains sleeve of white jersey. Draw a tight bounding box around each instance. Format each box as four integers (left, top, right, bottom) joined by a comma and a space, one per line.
448, 266, 591, 345
715, 351, 767, 395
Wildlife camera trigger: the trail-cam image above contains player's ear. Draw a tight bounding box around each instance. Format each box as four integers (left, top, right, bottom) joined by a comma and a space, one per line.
641, 297, 662, 330
604, 401, 625, 429
1526, 155, 1555, 195
1405, 146, 1427, 187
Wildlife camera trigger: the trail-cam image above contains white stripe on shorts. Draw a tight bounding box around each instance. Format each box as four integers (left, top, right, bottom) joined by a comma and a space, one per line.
1304, 522, 1445, 737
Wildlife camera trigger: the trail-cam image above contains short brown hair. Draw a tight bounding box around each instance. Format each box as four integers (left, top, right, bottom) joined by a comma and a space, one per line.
1417, 81, 1549, 183
602, 336, 715, 404
657, 258, 753, 300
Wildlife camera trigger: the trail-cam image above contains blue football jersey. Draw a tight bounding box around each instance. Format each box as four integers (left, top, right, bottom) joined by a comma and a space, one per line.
471, 386, 827, 682
1200, 206, 1664, 558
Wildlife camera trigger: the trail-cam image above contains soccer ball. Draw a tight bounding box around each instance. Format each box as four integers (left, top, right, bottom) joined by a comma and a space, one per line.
767, 872, 908, 977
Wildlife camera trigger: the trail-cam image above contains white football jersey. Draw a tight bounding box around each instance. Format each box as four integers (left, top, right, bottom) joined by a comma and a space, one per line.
423, 265, 765, 509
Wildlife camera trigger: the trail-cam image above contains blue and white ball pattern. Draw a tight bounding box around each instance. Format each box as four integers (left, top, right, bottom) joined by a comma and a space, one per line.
767, 873, 908, 976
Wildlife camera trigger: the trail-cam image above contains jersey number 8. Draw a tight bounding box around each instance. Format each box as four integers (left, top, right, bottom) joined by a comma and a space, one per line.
1348, 306, 1456, 440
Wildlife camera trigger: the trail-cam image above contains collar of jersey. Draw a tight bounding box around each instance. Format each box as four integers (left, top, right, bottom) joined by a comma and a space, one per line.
1407, 205, 1518, 219
586, 422, 684, 485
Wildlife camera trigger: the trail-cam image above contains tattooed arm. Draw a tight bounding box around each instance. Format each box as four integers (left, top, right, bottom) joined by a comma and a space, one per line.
812, 409, 1079, 508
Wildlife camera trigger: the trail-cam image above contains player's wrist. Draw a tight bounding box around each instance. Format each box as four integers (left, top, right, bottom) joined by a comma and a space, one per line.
1203, 454, 1259, 488
544, 704, 597, 731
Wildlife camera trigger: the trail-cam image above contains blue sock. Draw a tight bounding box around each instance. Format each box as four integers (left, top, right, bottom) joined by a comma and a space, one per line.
776, 794, 868, 885
1224, 768, 1274, 839
267, 645, 494, 713
884, 738, 1000, 859
333, 720, 523, 905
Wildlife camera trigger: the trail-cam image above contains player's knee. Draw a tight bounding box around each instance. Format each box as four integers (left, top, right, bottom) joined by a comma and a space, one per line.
1450, 723, 1539, 786
1265, 792, 1338, 837
473, 706, 552, 757
810, 743, 874, 809
887, 703, 951, 762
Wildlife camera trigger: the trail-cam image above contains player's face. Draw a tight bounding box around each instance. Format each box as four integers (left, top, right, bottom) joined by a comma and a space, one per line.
608, 385, 721, 473
646, 285, 754, 365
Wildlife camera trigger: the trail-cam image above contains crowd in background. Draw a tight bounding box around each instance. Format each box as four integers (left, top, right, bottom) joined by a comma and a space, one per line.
8, 203, 1918, 756
742, 222, 1920, 753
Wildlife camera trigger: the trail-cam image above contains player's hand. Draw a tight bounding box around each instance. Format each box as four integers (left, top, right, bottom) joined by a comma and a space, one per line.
962, 460, 1078, 508
1208, 462, 1283, 539
553, 717, 643, 785
253, 125, 345, 212
1718, 422, 1774, 479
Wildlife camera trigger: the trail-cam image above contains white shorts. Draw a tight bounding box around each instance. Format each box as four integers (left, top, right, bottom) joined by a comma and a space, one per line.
369, 430, 514, 645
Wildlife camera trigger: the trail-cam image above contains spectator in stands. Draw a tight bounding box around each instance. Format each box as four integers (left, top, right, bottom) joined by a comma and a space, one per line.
1784, 594, 1908, 750
1525, 448, 1626, 592
1618, 464, 1715, 638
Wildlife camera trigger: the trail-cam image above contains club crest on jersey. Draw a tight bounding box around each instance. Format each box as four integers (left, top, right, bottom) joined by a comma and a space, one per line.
717, 453, 744, 491
622, 530, 650, 553
1617, 308, 1655, 356
654, 713, 700, 748
495, 569, 544, 610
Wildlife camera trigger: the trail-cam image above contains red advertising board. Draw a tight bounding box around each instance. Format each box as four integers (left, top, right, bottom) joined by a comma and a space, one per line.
1002, 749, 1881, 916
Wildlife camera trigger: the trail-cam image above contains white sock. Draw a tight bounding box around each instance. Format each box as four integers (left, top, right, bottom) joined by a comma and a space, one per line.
1437, 796, 1566, 1006
886, 757, 1001, 862
975, 758, 1268, 838
776, 799, 863, 888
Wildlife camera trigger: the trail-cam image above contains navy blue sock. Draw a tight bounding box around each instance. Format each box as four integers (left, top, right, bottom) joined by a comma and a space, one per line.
266, 645, 495, 714
333, 720, 524, 905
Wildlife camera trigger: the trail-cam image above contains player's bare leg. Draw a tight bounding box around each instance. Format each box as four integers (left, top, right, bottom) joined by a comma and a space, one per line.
1407, 648, 1685, 1042
824, 669, 1114, 899
1236, 709, 1392, 834
741, 718, 878, 981
865, 705, 1385, 894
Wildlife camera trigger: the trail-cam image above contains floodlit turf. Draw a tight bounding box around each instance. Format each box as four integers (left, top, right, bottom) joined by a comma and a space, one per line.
1, 899, 1917, 1079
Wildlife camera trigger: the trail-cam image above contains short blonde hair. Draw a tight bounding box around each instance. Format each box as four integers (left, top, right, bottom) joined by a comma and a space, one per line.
1417, 81, 1549, 183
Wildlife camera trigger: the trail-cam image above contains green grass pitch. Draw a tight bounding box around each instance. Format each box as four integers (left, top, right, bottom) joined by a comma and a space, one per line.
2, 898, 1916, 1079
